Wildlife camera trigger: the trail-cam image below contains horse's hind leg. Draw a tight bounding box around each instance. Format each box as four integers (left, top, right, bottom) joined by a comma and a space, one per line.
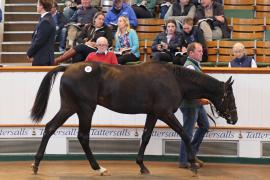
76, 105, 106, 175
160, 113, 198, 174
32, 108, 74, 175
136, 114, 157, 174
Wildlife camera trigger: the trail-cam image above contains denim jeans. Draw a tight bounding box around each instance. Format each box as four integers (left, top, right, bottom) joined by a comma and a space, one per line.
179, 105, 209, 165
55, 27, 67, 50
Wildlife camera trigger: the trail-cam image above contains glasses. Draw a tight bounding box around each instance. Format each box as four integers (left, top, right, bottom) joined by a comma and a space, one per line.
97, 44, 108, 47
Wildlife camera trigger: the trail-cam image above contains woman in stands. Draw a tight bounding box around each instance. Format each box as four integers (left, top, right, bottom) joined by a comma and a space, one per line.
228, 42, 257, 68
164, 0, 196, 31
114, 15, 140, 64
54, 11, 113, 65
173, 17, 208, 65
151, 19, 184, 62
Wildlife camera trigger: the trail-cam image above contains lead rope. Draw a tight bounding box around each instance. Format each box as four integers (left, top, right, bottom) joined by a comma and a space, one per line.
206, 103, 219, 128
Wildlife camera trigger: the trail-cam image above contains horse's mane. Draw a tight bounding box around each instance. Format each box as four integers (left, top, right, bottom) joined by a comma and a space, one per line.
165, 63, 224, 93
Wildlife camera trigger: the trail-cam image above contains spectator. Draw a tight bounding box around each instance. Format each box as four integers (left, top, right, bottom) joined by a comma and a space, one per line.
160, 0, 173, 19
229, 42, 257, 68
92, 0, 101, 8
164, 0, 196, 31
105, 0, 138, 32
195, 0, 230, 41
191, 0, 223, 6
152, 19, 184, 62
0, 8, 2, 23
114, 16, 140, 64
132, 0, 157, 18
27, 0, 56, 66
173, 17, 207, 65
66, 0, 98, 48
63, 0, 76, 21
179, 42, 209, 169
86, 37, 118, 64
54, 11, 113, 65
51, 2, 67, 53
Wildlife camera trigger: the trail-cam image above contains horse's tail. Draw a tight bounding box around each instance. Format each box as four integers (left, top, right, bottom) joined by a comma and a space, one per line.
31, 66, 67, 123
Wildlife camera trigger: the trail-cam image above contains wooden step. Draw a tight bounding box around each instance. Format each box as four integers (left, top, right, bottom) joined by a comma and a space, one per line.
6, 0, 37, 3
5, 13, 39, 21
4, 22, 37, 31
5, 4, 36, 12
2, 42, 61, 52
1, 53, 28, 63
5, 3, 65, 12
3, 32, 33, 41
2, 42, 31, 52
1, 53, 61, 63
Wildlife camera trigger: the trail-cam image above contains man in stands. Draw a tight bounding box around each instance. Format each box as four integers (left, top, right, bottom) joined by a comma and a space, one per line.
51, 2, 67, 53
195, 0, 230, 41
85, 37, 118, 64
105, 0, 138, 32
66, 0, 98, 48
0, 8, 2, 23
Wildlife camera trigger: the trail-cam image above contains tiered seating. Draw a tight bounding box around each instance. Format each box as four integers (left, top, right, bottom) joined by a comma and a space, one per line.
230, 18, 265, 40
206, 41, 218, 63
205, 40, 255, 67
256, 41, 270, 66
255, 0, 270, 18
218, 40, 255, 66
136, 18, 164, 61
224, 0, 254, 10
224, 0, 255, 18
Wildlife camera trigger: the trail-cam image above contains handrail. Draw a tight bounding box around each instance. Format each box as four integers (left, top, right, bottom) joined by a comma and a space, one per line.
1, 66, 270, 74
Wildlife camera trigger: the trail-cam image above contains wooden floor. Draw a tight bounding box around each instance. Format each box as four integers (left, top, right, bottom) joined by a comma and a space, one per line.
1, 160, 270, 180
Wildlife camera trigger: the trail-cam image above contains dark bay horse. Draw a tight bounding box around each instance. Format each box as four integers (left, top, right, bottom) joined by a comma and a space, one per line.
31, 61, 237, 175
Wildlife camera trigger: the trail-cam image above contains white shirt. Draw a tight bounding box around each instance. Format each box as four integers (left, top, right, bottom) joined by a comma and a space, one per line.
41, 12, 49, 18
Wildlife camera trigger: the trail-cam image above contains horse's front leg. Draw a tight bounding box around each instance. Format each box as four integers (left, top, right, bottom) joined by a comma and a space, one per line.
136, 114, 157, 174
32, 109, 73, 175
160, 113, 198, 175
77, 107, 108, 176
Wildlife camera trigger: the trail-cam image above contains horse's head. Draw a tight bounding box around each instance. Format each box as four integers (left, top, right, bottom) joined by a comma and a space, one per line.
216, 76, 238, 125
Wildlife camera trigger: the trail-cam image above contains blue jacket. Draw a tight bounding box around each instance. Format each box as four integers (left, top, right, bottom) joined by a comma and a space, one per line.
105, 3, 138, 27
230, 55, 253, 67
115, 29, 140, 58
0, 8, 2, 22
27, 13, 56, 66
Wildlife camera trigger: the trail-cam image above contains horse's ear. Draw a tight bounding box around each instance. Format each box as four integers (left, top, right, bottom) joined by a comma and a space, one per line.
226, 76, 232, 84
225, 76, 233, 89
229, 80, 234, 87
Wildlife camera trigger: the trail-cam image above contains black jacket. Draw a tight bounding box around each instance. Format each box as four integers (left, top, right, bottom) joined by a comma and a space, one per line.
77, 24, 113, 47
152, 31, 184, 57
27, 13, 56, 66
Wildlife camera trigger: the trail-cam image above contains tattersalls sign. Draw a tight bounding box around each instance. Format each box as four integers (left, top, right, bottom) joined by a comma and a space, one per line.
0, 127, 269, 141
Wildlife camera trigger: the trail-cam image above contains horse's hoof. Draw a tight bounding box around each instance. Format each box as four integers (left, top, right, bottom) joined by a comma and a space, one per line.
98, 166, 110, 176
190, 163, 198, 175
100, 170, 110, 176
31, 163, 38, 175
140, 168, 150, 175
